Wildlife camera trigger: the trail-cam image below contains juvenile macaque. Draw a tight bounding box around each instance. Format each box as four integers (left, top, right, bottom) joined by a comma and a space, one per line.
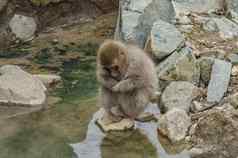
97, 40, 158, 123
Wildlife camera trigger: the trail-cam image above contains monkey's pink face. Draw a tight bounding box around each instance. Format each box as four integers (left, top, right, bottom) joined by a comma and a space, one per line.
103, 64, 121, 80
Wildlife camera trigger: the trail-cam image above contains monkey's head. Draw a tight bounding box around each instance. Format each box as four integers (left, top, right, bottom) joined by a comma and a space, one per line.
97, 40, 128, 80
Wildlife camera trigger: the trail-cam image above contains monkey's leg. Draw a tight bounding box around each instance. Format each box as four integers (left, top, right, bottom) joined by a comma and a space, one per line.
119, 90, 150, 119
100, 87, 123, 124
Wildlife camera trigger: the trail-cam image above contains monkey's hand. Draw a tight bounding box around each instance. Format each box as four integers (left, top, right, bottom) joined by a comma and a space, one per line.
112, 77, 143, 92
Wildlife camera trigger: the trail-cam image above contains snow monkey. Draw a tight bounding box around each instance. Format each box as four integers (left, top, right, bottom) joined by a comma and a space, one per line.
97, 40, 158, 123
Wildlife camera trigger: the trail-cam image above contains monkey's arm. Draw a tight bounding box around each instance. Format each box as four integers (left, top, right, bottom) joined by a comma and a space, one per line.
97, 67, 118, 90
112, 76, 144, 92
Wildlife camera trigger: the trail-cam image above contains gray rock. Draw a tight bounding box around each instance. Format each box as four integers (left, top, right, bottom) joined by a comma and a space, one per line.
161, 81, 201, 112
33, 74, 61, 87
0, 65, 46, 106
172, 0, 224, 15
190, 107, 238, 158
227, 93, 238, 109
230, 10, 238, 24
207, 59, 232, 103
157, 47, 200, 89
158, 108, 191, 143
227, 53, 238, 65
116, 0, 175, 47
150, 20, 185, 60
9, 14, 37, 41
203, 19, 218, 32
198, 57, 215, 86
204, 17, 238, 39
0, 0, 8, 12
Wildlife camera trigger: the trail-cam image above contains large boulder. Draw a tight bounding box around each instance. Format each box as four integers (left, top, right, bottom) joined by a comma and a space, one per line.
0, 65, 46, 106
9, 14, 37, 41
161, 81, 201, 112
157, 47, 200, 89
150, 20, 185, 60
158, 108, 191, 143
189, 106, 238, 158
207, 59, 232, 103
115, 0, 175, 47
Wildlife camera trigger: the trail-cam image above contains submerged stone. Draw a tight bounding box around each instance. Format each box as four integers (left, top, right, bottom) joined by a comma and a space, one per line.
207, 59, 232, 103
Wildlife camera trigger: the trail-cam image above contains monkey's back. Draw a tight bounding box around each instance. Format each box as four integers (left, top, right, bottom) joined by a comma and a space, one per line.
126, 45, 158, 96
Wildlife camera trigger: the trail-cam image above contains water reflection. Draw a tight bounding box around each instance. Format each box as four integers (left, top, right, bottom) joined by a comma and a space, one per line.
71, 105, 190, 158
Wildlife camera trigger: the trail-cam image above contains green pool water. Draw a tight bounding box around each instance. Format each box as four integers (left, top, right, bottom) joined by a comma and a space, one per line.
0, 41, 190, 158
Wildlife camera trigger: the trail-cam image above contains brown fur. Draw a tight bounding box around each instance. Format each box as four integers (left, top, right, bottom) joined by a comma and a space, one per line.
97, 40, 158, 121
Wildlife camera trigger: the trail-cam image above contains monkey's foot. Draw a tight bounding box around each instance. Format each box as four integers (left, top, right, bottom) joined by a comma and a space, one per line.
135, 112, 157, 122
96, 118, 134, 132
110, 106, 125, 117
99, 111, 123, 125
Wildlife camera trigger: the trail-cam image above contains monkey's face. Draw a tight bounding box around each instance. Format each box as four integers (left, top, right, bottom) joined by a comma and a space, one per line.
103, 58, 123, 80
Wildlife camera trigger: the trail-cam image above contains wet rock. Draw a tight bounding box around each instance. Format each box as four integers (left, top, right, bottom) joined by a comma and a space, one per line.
198, 57, 215, 86
150, 20, 185, 60
33, 74, 61, 87
158, 108, 191, 143
207, 59, 232, 103
9, 14, 37, 41
157, 47, 200, 89
0, 65, 46, 106
204, 17, 238, 39
172, 0, 224, 15
116, 0, 175, 47
96, 117, 134, 132
189, 107, 238, 158
0, 0, 8, 12
161, 81, 201, 112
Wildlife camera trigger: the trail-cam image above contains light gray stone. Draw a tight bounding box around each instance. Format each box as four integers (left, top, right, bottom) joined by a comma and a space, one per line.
0, 65, 46, 106
158, 108, 191, 143
161, 81, 201, 112
207, 59, 232, 103
204, 17, 238, 39
150, 20, 185, 60
157, 47, 200, 89
9, 14, 37, 41
116, 0, 175, 47
172, 0, 224, 15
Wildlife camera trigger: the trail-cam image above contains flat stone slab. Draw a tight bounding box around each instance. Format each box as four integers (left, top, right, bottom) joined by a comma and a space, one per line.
96, 117, 134, 132
207, 59, 232, 103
